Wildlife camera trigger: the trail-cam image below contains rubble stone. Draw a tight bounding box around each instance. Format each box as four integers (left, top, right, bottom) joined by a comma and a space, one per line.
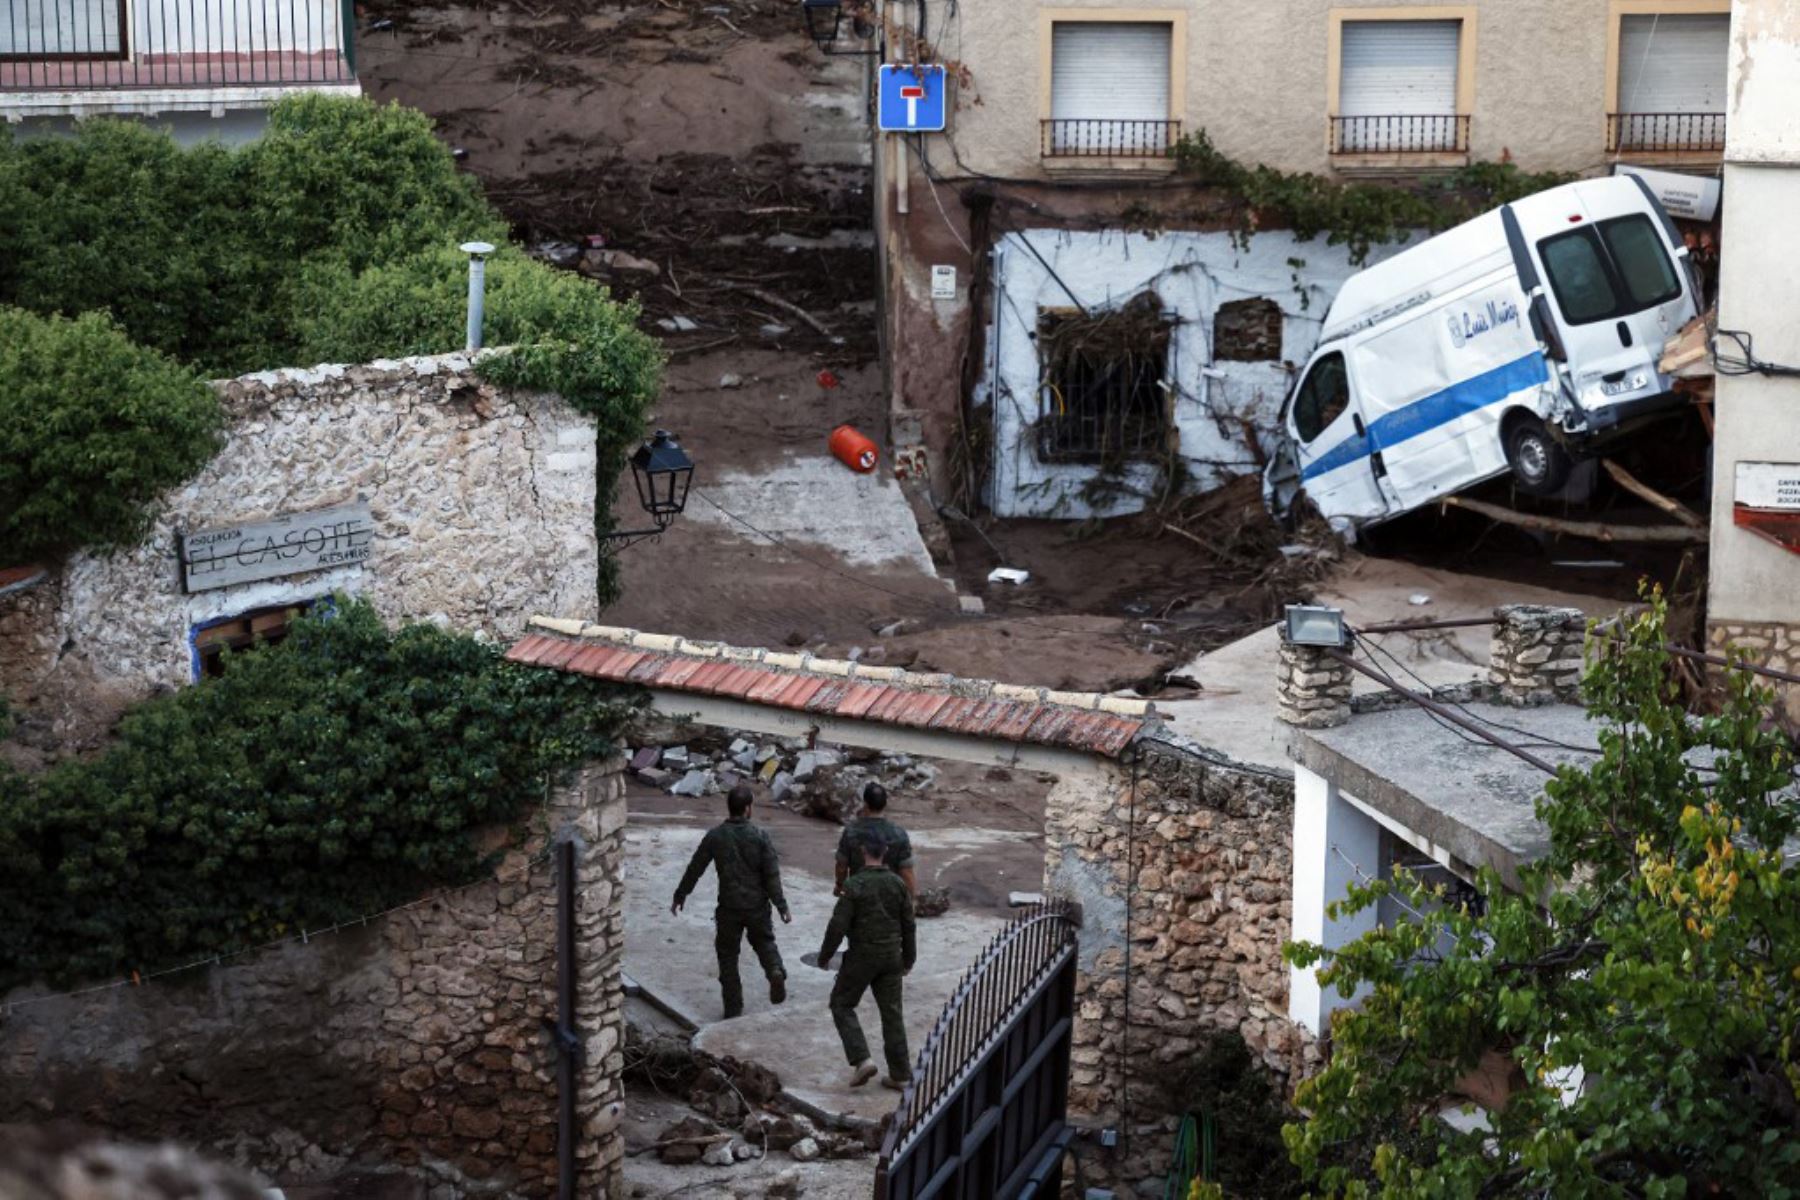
1275, 636, 1352, 729
788, 1137, 821, 1162
670, 769, 714, 797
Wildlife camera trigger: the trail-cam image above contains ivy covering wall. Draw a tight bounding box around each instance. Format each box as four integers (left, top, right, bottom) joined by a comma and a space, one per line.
0, 95, 663, 599
0, 600, 639, 988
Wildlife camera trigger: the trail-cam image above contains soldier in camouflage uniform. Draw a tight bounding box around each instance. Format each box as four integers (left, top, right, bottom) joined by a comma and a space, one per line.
670, 784, 791, 1019
835, 782, 916, 897
818, 834, 916, 1089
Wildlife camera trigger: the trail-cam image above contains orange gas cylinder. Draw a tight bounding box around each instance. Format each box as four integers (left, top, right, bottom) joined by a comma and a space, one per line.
829, 424, 879, 473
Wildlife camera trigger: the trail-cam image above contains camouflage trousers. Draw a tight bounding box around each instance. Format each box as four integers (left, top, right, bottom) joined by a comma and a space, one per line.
715, 904, 784, 1018
829, 951, 911, 1080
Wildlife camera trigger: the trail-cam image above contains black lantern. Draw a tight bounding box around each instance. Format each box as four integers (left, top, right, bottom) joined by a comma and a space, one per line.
802, 0, 879, 55
604, 430, 694, 554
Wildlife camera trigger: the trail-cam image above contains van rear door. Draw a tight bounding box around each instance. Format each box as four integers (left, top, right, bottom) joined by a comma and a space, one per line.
1521, 184, 1695, 428
1287, 348, 1389, 526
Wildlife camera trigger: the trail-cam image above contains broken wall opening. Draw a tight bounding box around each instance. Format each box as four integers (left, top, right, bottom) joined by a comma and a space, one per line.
1036, 292, 1174, 466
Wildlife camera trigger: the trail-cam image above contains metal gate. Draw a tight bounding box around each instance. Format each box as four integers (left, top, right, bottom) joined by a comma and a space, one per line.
875, 901, 1081, 1200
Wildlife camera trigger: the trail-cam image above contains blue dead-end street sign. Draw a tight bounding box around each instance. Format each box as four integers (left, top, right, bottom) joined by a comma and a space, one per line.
878, 64, 947, 133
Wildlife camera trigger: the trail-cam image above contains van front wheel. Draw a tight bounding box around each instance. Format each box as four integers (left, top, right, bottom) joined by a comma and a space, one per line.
1505, 416, 1573, 495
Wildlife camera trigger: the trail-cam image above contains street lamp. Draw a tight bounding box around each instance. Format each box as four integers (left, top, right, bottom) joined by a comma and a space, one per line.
801, 0, 879, 55
604, 430, 694, 554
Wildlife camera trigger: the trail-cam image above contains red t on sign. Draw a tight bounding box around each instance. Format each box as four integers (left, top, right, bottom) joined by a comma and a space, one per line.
900, 84, 925, 126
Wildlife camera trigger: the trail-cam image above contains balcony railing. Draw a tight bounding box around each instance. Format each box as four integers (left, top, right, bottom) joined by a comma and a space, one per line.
1041, 118, 1181, 159
1, 0, 355, 91
1329, 114, 1470, 155
1608, 111, 1726, 154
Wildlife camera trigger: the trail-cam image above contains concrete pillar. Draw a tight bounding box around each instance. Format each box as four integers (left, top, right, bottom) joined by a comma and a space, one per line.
1288, 762, 1381, 1036
1489, 605, 1585, 707
1276, 635, 1353, 729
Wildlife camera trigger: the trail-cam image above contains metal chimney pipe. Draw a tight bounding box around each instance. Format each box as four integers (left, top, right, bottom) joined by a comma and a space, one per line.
459, 241, 497, 351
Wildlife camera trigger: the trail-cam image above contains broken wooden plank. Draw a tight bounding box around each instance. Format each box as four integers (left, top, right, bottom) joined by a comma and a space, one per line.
1600, 459, 1706, 528
1440, 495, 1708, 544
722, 283, 833, 336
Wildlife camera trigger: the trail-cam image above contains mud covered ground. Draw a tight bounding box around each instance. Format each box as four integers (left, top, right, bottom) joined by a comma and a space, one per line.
358, 0, 876, 359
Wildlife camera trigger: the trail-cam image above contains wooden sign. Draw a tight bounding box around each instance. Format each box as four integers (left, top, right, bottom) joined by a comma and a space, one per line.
181, 502, 374, 593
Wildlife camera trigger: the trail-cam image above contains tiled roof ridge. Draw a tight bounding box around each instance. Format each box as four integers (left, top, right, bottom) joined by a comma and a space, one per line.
523, 615, 1157, 719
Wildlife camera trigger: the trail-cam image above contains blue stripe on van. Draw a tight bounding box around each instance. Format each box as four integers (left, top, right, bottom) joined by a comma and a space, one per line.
1300, 351, 1549, 482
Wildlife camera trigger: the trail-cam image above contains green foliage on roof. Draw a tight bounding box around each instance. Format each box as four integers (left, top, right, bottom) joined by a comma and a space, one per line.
0, 95, 661, 598
1173, 129, 1575, 264
0, 598, 639, 987
0, 307, 223, 561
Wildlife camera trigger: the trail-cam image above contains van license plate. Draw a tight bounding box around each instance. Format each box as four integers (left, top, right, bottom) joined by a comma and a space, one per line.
1601, 372, 1650, 397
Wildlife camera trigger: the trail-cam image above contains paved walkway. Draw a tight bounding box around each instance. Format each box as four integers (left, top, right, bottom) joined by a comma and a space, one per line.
624, 820, 1020, 1124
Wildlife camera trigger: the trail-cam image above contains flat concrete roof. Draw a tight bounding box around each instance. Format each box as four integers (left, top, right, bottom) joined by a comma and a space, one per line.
1291, 701, 1605, 891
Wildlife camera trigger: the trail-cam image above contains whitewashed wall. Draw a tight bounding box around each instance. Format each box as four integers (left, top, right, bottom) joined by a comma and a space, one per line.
982, 228, 1415, 519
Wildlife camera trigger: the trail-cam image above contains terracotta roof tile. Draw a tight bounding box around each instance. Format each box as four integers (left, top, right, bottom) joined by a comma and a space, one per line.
504, 627, 1149, 759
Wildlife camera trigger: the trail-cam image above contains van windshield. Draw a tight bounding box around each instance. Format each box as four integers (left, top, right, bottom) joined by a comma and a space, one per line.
1537, 215, 1682, 326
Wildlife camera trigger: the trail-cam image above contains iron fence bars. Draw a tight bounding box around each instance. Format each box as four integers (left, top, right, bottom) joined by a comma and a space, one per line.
1041, 118, 1181, 159
875, 900, 1082, 1200
1329, 113, 1471, 155
1, 0, 355, 90
1608, 111, 1727, 154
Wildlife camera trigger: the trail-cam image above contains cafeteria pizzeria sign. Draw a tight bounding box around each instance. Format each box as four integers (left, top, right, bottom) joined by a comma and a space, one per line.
181, 502, 374, 593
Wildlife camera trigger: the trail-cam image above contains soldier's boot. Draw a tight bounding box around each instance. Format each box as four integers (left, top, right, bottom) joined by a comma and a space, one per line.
769, 972, 786, 1005
849, 1061, 878, 1087
880, 1074, 910, 1092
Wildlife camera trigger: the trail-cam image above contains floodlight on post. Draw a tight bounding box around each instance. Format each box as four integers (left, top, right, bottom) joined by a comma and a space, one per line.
1285, 604, 1349, 649
603, 430, 695, 555
459, 241, 496, 352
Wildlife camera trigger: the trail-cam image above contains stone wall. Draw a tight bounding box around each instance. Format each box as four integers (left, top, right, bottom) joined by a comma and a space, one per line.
1489, 605, 1586, 707
1044, 736, 1307, 1194
0, 352, 597, 760
0, 760, 629, 1199
1708, 619, 1800, 725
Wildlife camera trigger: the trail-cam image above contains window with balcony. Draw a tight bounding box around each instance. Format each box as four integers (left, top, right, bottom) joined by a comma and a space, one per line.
1044, 21, 1178, 159
1332, 18, 1469, 155
1610, 12, 1729, 154
1, 0, 124, 59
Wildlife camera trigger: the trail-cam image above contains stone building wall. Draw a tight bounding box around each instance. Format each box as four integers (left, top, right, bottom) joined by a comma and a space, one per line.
0, 351, 597, 760
0, 760, 629, 1199
1043, 735, 1308, 1193
1708, 619, 1800, 725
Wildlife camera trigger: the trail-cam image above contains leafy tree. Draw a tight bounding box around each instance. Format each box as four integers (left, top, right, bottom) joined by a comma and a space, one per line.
0, 599, 639, 986
0, 307, 222, 561
1284, 595, 1800, 1196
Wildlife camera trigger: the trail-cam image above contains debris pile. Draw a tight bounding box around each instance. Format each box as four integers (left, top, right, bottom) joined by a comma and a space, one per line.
625, 1019, 874, 1174
625, 732, 939, 813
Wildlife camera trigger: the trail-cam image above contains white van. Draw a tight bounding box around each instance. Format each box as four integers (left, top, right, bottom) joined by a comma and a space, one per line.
1266, 175, 1700, 531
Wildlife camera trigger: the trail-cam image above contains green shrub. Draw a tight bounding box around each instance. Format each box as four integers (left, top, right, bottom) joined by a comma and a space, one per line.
0, 599, 640, 986
0, 307, 223, 561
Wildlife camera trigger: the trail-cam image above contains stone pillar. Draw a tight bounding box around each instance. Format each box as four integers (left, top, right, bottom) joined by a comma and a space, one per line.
1276, 633, 1353, 729
1489, 605, 1586, 707
1287, 762, 1380, 1036
561, 761, 629, 1198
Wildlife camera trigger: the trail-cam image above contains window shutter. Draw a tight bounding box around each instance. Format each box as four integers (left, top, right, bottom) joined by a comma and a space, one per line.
1618, 14, 1730, 113
1050, 23, 1172, 123
1338, 20, 1460, 117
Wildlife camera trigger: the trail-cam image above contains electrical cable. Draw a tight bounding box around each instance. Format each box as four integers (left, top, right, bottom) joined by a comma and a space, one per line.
1711, 329, 1800, 378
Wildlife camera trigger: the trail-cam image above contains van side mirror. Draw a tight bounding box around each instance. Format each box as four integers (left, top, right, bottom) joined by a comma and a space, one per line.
1528, 295, 1567, 363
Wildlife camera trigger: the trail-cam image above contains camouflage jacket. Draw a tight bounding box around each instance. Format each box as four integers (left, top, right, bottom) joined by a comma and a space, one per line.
674, 816, 789, 915
835, 815, 915, 872
819, 866, 916, 969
